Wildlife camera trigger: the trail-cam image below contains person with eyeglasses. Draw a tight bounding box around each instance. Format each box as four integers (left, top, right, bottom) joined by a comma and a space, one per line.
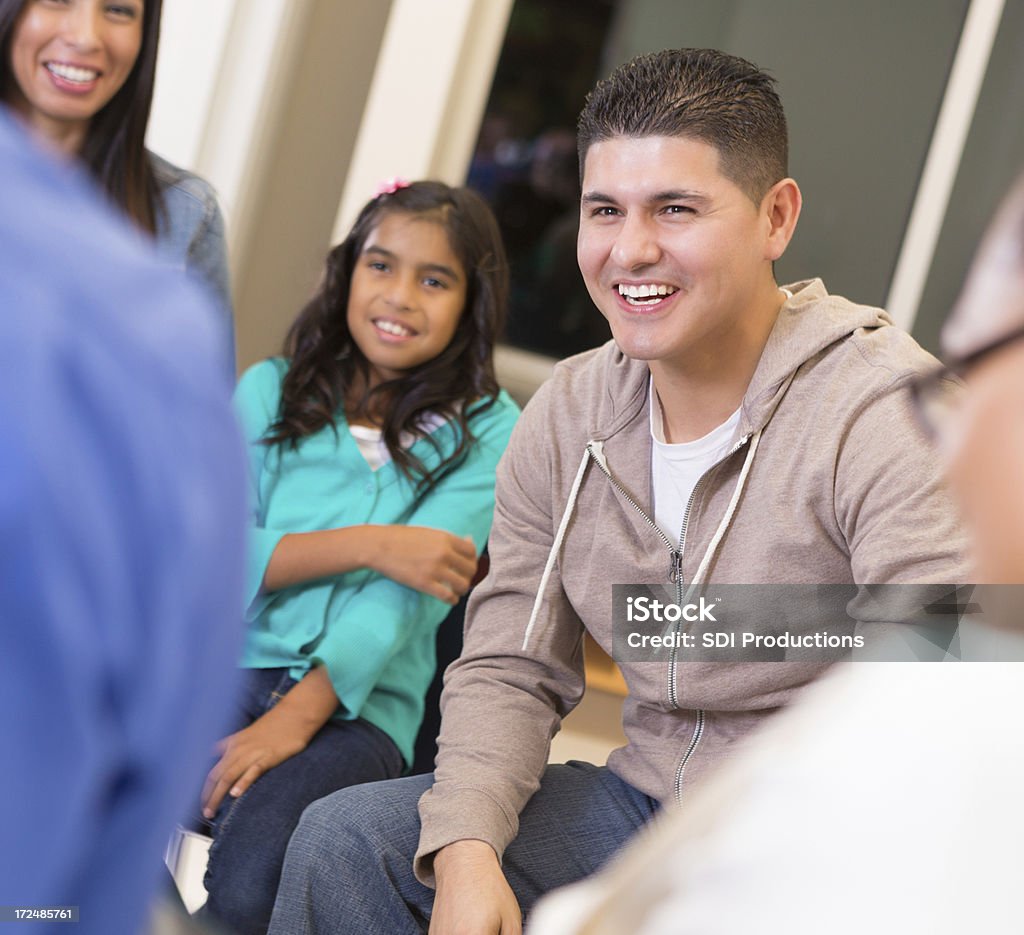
528, 173, 1024, 935
911, 176, 1024, 589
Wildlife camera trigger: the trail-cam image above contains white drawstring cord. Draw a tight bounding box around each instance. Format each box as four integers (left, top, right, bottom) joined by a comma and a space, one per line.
521, 429, 762, 648
684, 428, 762, 602
521, 444, 595, 651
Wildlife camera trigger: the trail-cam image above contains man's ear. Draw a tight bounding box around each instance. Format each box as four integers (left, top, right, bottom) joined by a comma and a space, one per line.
762, 178, 802, 262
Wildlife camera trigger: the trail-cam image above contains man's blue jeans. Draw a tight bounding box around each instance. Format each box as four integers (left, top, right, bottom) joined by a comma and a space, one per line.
267, 761, 658, 934
199, 668, 403, 935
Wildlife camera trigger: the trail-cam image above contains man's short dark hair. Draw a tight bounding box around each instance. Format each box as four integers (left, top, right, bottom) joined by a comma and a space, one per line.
578, 48, 788, 203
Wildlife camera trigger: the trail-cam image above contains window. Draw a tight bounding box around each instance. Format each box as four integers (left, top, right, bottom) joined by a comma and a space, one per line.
471, 0, 1022, 380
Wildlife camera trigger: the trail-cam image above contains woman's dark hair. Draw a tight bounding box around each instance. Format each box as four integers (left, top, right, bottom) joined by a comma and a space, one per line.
268, 181, 509, 494
0, 0, 163, 233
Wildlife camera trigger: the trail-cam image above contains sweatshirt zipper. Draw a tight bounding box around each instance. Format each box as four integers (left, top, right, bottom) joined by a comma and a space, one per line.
668, 476, 706, 807
586, 435, 749, 806
674, 709, 705, 804
667, 432, 752, 805
585, 442, 681, 583
667, 475, 704, 707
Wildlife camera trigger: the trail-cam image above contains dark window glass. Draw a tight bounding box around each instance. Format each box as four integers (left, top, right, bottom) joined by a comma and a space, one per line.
466, 0, 616, 359
473, 0, 976, 364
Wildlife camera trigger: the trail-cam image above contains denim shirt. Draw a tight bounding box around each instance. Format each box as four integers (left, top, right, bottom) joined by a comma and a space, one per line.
151, 151, 236, 374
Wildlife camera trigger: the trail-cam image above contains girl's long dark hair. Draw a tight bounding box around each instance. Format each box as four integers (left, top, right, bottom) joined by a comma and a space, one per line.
267, 181, 509, 494
0, 0, 163, 234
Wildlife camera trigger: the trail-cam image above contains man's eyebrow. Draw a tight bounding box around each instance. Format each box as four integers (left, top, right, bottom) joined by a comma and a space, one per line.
650, 189, 710, 205
580, 189, 711, 206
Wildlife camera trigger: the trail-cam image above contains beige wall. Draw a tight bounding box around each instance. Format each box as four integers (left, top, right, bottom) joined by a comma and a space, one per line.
149, 0, 512, 376
232, 0, 394, 371
333, 0, 514, 239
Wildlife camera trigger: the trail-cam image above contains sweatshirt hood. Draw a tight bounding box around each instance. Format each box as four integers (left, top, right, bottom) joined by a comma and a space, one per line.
742, 279, 892, 433
518, 278, 896, 650
584, 278, 892, 441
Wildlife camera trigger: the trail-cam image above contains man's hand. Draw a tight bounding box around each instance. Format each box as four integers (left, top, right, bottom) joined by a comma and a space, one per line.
429, 840, 522, 935
370, 527, 478, 605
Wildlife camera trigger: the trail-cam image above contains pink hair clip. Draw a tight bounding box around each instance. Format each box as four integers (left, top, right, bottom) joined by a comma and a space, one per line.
374, 177, 410, 198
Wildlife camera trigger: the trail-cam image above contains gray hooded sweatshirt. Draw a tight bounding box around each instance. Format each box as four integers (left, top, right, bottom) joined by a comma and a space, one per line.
416, 279, 970, 883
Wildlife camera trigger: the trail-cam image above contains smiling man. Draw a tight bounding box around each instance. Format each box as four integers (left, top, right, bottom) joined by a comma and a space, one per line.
528, 172, 1024, 935
269, 49, 968, 935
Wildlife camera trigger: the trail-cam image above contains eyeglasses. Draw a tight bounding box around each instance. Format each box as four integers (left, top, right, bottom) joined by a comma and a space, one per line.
910, 323, 1024, 441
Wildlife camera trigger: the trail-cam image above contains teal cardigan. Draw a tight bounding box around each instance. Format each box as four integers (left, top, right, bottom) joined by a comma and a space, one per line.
234, 358, 519, 765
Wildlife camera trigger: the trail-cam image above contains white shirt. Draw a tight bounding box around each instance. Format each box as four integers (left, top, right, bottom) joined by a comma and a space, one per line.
529, 651, 1024, 935
348, 411, 449, 471
348, 423, 389, 470
649, 381, 740, 545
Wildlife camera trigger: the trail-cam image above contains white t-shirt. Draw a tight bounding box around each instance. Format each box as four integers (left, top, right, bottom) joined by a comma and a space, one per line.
649, 286, 789, 543
348, 411, 449, 471
348, 423, 390, 470
650, 382, 740, 545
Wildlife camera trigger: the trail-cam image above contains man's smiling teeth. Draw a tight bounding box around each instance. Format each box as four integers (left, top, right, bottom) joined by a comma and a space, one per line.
618, 283, 677, 305
374, 318, 415, 337
46, 63, 99, 84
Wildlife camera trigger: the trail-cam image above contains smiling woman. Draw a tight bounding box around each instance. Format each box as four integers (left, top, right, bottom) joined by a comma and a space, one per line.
0, 0, 234, 368
4, 0, 143, 155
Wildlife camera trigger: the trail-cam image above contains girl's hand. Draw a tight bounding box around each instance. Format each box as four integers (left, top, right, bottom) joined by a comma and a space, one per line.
201, 706, 308, 818
370, 527, 478, 604
201, 667, 338, 818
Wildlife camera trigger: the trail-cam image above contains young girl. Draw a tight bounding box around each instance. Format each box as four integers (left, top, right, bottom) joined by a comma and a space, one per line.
0, 0, 233, 367
200, 181, 519, 934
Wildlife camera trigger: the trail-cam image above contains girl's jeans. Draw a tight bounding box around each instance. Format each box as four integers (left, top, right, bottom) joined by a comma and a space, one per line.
199, 668, 403, 935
